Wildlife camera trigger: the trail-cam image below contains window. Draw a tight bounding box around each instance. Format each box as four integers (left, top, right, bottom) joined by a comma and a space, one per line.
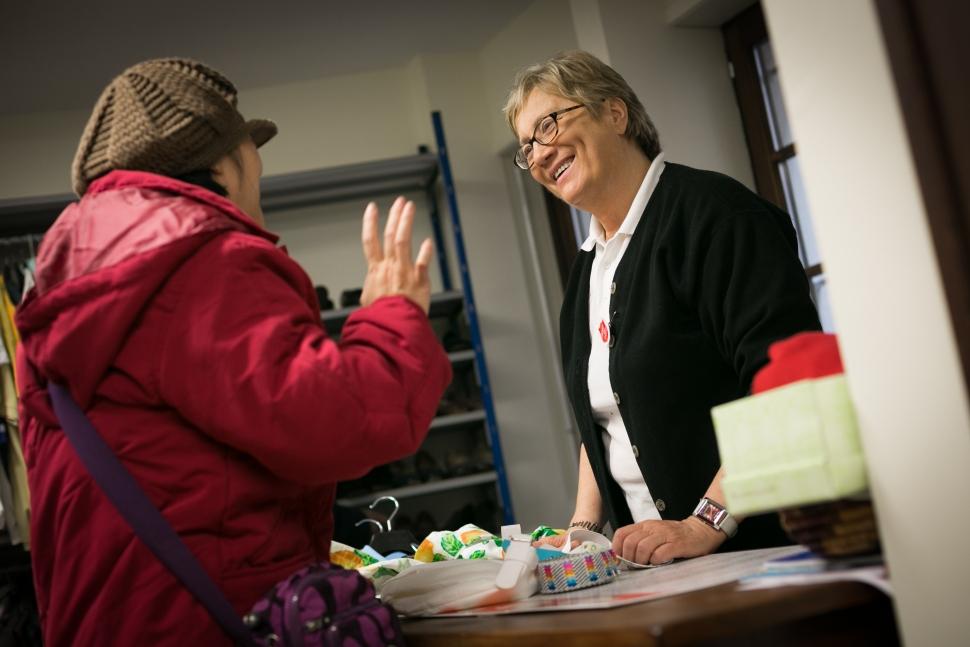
724, 3, 835, 331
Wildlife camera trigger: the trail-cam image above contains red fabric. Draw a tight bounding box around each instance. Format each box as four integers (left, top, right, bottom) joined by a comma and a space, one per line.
15, 171, 452, 646
750, 331, 844, 394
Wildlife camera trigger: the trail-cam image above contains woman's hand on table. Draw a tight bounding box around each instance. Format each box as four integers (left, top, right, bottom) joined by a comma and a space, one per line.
611, 517, 726, 565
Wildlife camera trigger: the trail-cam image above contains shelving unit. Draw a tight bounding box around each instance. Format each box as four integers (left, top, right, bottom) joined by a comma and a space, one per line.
260, 111, 514, 527
429, 410, 487, 431
336, 471, 498, 508
0, 193, 74, 237
322, 290, 463, 337
447, 349, 476, 364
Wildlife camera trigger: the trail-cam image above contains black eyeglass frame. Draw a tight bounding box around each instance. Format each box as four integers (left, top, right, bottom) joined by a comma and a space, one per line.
514, 104, 586, 170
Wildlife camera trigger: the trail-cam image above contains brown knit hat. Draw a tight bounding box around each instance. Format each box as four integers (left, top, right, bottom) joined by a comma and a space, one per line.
71, 57, 277, 196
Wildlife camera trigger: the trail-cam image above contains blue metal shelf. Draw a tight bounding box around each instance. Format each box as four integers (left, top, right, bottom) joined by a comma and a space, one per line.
431, 111, 515, 525
336, 471, 498, 508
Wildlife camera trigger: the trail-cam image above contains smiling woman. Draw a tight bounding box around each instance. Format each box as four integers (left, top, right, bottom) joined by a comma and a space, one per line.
504, 51, 822, 566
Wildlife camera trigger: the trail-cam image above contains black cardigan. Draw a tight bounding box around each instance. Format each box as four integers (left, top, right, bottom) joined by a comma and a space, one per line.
560, 162, 821, 551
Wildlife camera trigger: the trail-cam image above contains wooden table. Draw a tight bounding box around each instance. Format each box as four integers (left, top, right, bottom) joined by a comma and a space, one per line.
401, 579, 898, 647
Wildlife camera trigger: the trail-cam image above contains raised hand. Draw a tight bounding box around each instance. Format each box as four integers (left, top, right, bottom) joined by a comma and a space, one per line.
360, 196, 434, 313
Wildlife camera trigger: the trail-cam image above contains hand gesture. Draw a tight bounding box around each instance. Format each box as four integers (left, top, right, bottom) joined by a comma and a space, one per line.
360, 197, 434, 313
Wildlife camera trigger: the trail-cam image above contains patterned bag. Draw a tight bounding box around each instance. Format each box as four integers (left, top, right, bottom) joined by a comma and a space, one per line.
245, 564, 404, 646
47, 383, 405, 646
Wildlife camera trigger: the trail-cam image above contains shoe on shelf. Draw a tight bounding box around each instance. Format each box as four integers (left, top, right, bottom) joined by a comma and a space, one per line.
414, 450, 444, 482
444, 500, 500, 534
436, 396, 468, 418
336, 463, 392, 497
445, 450, 475, 478
340, 288, 363, 308
388, 458, 421, 487
471, 443, 493, 472
315, 285, 335, 311
414, 510, 438, 542
442, 330, 473, 352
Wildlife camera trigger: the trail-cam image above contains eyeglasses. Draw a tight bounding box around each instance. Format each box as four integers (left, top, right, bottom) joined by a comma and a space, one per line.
514, 104, 586, 170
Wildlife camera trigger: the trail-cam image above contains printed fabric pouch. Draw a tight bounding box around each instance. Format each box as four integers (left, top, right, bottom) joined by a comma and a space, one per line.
531, 527, 623, 594
48, 382, 405, 647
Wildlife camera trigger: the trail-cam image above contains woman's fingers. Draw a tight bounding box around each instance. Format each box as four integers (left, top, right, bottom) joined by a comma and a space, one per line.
614, 521, 668, 565
394, 200, 416, 266
611, 523, 636, 552
384, 196, 406, 259
361, 202, 382, 265
415, 238, 434, 273
635, 533, 666, 565
649, 542, 679, 565
359, 196, 432, 314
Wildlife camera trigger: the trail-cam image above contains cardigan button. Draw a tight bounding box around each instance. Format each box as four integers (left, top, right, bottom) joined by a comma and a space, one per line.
610, 281, 617, 295
613, 392, 621, 405
608, 323, 616, 348
655, 499, 667, 512
631, 444, 639, 458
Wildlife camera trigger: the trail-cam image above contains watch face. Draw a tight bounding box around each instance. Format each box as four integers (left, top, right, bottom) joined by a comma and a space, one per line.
699, 503, 721, 525
697, 500, 728, 527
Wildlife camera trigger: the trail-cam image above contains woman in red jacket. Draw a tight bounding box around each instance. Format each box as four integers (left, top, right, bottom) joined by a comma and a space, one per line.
15, 58, 452, 645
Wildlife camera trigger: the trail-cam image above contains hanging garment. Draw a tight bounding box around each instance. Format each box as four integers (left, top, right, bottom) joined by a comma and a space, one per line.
0, 278, 29, 548
3, 268, 21, 306
20, 265, 34, 304
0, 338, 15, 540
0, 278, 16, 365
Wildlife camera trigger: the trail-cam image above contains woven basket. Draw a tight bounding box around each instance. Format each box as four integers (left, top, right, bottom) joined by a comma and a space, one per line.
779, 499, 881, 557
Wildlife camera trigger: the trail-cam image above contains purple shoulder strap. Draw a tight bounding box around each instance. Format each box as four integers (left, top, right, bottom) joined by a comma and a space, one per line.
47, 383, 253, 645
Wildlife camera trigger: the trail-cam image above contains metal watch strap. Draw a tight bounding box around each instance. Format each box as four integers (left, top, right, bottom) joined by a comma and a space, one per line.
692, 497, 738, 538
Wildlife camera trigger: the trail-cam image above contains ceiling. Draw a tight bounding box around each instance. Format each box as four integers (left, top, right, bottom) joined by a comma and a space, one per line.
0, 0, 530, 115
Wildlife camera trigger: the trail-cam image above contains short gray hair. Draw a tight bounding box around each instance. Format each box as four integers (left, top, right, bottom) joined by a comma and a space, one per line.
503, 50, 660, 159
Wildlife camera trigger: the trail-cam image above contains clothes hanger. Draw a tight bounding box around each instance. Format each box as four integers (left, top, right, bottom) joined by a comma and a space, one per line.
366, 496, 419, 556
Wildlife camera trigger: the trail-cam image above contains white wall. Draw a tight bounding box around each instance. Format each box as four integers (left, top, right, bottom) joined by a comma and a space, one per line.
597, 0, 755, 186
243, 66, 422, 175
0, 65, 424, 201
0, 108, 88, 198
763, 1, 970, 645
240, 67, 442, 297
480, 0, 581, 154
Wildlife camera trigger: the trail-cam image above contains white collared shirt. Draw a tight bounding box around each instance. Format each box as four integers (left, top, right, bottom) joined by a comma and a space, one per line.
584, 152, 666, 523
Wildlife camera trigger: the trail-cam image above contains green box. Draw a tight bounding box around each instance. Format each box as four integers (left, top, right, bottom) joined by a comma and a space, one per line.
711, 374, 868, 516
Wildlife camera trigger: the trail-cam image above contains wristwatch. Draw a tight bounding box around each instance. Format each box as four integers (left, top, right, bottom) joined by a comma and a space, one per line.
692, 497, 738, 538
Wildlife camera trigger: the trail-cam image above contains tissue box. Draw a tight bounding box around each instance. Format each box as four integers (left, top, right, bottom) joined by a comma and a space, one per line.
711, 374, 868, 516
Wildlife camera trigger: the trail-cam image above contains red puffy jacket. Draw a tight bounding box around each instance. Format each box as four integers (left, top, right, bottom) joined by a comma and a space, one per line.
15, 170, 451, 645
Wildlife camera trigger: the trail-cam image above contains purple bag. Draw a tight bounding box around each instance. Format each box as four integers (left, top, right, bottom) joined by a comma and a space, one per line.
47, 382, 405, 646
245, 564, 404, 646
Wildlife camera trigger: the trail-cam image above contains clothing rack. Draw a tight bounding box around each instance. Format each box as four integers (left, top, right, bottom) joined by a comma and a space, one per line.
0, 234, 43, 260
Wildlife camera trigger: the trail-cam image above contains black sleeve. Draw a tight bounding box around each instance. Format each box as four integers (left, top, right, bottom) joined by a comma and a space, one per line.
693, 208, 822, 390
